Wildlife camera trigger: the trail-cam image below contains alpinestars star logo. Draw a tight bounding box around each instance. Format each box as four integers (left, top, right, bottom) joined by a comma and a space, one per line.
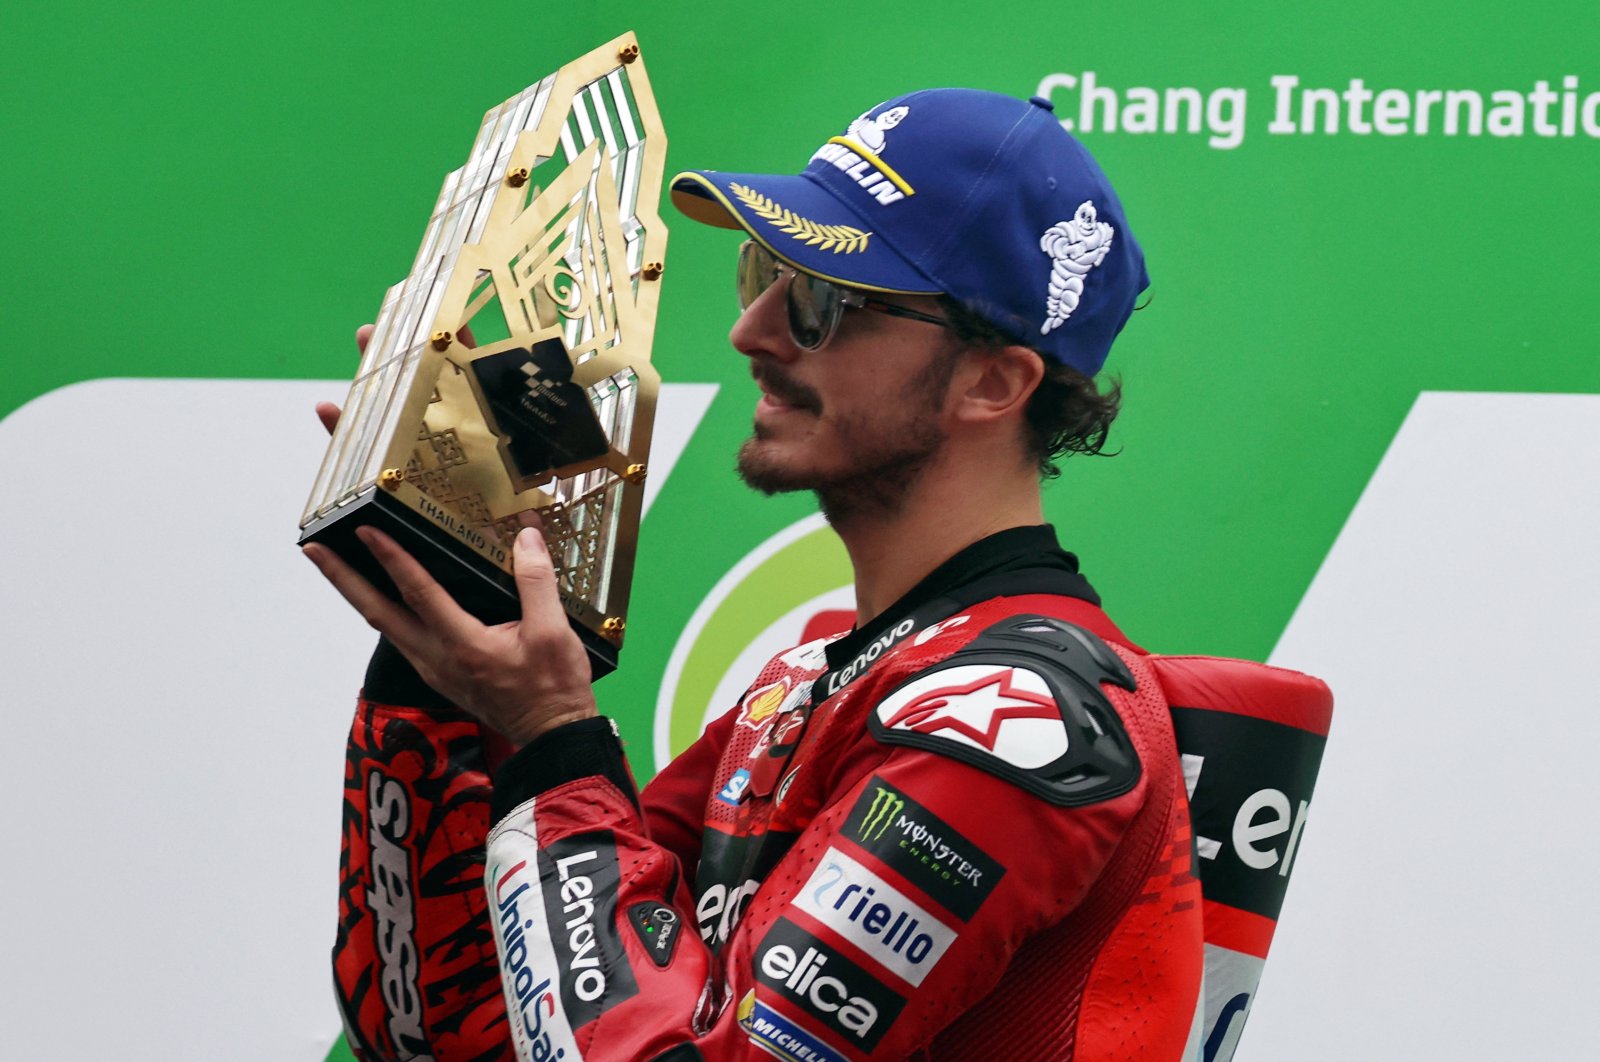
874, 665, 1069, 770
882, 670, 1059, 749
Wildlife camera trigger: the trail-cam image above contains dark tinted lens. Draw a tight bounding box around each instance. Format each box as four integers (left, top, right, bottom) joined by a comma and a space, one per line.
786, 271, 841, 350
736, 241, 781, 311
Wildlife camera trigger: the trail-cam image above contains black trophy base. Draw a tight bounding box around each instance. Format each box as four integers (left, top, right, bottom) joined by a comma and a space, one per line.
299, 489, 618, 680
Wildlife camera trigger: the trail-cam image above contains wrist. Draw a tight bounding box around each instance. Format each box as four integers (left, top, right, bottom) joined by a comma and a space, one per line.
499, 698, 600, 747
490, 714, 638, 820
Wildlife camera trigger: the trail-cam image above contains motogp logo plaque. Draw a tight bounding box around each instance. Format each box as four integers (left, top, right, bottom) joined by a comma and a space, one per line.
297, 33, 669, 678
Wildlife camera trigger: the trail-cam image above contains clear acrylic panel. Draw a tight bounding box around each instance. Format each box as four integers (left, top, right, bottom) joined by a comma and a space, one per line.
357, 345, 423, 489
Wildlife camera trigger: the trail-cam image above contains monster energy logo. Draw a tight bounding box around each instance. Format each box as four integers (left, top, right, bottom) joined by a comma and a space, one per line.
842, 776, 1005, 922
857, 787, 905, 843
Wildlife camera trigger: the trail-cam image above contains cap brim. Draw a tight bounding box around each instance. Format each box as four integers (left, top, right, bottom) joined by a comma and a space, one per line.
670, 170, 938, 295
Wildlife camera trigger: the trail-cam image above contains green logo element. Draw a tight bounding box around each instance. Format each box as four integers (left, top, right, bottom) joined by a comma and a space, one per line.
655, 514, 853, 770
858, 786, 905, 842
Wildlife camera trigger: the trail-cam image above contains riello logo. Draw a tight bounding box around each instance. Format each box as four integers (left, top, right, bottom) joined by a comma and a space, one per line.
797, 847, 957, 986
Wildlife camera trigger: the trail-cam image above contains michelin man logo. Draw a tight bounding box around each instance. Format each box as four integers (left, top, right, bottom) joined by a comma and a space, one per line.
1039, 201, 1115, 334
846, 106, 910, 155
811, 106, 916, 204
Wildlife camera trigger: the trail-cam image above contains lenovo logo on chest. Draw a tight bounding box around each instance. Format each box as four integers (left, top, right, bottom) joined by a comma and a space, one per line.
824, 617, 916, 697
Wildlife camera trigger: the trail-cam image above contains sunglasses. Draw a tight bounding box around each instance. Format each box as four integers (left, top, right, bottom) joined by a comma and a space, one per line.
735, 240, 950, 351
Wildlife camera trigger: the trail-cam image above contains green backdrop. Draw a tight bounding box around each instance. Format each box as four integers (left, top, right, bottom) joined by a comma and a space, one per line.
3, 2, 1596, 1057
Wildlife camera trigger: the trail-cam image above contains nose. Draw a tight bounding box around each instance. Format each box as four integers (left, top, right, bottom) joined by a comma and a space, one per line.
729, 274, 800, 364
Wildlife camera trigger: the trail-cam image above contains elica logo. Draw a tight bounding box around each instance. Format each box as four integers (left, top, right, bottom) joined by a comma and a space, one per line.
365, 767, 424, 1051
696, 877, 760, 945
797, 848, 956, 986
493, 861, 573, 1060
758, 941, 883, 1040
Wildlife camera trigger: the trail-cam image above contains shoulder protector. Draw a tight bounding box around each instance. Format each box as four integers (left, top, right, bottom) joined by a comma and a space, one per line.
866, 615, 1141, 807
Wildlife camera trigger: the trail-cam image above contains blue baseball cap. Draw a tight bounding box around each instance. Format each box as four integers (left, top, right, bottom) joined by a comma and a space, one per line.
671, 88, 1148, 376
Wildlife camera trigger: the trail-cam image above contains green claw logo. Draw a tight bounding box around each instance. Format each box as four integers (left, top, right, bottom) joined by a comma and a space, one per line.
858, 787, 905, 842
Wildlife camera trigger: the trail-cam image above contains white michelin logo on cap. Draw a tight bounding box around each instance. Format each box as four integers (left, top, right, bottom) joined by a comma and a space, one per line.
809, 105, 917, 205
845, 106, 910, 155
1039, 201, 1116, 334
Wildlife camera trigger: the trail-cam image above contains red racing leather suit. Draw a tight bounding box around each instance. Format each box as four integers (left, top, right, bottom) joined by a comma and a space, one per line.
333, 527, 1328, 1061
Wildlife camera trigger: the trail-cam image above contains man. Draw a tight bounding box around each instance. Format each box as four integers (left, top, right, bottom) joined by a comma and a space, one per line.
310, 88, 1329, 1061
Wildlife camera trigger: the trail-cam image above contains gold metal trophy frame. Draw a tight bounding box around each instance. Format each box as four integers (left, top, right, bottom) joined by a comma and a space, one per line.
299, 33, 666, 678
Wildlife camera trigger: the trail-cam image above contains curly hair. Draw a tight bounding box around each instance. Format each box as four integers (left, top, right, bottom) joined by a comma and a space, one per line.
937, 297, 1123, 480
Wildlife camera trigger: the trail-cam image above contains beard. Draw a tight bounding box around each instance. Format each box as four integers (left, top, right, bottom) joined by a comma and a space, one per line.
736, 354, 956, 524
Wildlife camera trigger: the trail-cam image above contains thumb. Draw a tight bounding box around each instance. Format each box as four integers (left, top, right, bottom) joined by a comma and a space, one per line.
513, 525, 563, 630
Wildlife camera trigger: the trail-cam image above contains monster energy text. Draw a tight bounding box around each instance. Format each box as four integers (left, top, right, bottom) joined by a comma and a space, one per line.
857, 786, 985, 888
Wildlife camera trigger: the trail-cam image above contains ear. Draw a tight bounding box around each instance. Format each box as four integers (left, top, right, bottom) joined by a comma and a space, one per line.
949, 345, 1044, 426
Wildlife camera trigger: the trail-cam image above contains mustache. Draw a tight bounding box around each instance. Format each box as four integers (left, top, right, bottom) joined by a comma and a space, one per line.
751, 364, 822, 413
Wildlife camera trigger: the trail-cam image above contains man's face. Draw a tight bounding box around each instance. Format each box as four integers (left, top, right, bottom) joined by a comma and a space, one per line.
729, 266, 959, 520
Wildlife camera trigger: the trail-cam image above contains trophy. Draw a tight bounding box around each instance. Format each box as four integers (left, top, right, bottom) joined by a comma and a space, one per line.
299, 33, 667, 679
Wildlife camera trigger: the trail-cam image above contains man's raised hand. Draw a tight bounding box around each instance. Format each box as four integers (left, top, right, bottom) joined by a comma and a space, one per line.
305, 319, 584, 746
303, 521, 597, 746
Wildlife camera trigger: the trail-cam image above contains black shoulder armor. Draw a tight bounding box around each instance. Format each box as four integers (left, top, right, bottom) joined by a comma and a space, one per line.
866, 615, 1141, 807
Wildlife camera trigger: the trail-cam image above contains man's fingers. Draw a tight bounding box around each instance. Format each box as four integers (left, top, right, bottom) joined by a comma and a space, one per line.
513, 526, 566, 631
302, 542, 427, 650
355, 526, 483, 645
315, 401, 342, 435
355, 323, 375, 355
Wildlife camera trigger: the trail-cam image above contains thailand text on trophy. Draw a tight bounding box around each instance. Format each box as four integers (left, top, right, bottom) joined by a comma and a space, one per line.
298, 34, 667, 679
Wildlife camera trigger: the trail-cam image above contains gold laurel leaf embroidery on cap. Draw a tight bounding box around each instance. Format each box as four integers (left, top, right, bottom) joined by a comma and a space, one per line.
729, 182, 870, 254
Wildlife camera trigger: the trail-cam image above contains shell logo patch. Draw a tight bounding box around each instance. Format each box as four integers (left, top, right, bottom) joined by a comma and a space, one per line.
1039, 201, 1115, 333
730, 183, 871, 253
738, 678, 790, 730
